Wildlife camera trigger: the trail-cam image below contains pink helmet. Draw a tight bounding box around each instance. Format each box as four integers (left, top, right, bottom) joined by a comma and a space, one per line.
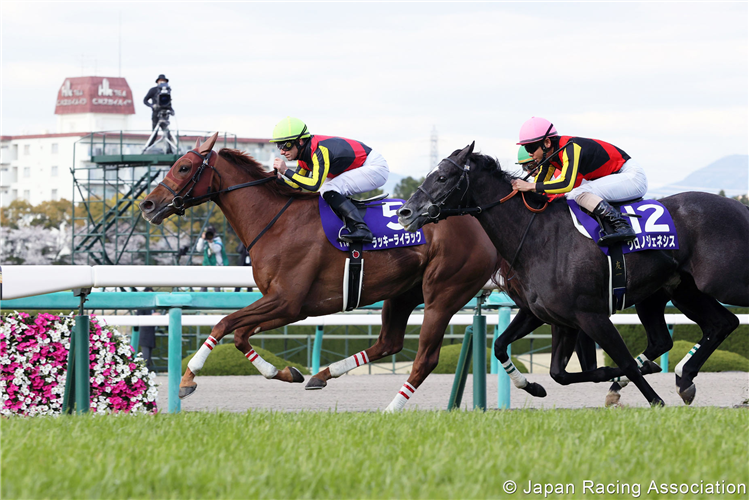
517, 117, 558, 145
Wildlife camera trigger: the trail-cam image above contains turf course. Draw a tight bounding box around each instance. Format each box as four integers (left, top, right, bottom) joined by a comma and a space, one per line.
3, 408, 747, 499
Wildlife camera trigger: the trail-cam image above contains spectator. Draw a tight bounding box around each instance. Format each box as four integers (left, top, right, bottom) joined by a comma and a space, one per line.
136, 287, 159, 371
234, 243, 253, 292
195, 225, 227, 292
143, 74, 174, 131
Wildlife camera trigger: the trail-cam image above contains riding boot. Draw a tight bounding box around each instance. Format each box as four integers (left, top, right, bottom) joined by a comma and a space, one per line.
592, 200, 636, 246
322, 191, 374, 244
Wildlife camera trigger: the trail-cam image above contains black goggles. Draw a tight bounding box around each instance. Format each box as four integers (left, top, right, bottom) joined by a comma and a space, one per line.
276, 141, 296, 152
523, 141, 543, 154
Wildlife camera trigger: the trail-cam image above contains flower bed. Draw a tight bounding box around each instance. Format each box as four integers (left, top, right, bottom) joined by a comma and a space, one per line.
0, 312, 158, 416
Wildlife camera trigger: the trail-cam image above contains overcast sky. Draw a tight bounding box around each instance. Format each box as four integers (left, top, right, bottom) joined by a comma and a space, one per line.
2, 1, 747, 189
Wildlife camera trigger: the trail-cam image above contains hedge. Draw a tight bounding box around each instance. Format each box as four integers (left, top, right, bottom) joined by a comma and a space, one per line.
182, 344, 310, 376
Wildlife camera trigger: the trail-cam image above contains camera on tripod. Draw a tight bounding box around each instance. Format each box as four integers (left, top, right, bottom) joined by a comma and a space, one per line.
157, 82, 172, 108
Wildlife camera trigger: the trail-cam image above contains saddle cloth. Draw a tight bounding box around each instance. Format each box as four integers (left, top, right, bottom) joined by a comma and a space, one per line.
567, 199, 679, 256
319, 198, 426, 251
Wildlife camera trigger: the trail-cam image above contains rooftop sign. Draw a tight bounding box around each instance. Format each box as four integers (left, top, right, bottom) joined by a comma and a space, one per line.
55, 76, 135, 115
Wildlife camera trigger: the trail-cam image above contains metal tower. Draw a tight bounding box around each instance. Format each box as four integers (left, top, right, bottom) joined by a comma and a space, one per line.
430, 126, 438, 169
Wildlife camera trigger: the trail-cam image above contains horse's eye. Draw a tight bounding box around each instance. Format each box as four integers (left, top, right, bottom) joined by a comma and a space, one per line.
179, 165, 190, 173
438, 176, 446, 182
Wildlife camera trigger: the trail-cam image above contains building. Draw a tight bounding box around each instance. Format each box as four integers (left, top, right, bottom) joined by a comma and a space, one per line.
0, 76, 275, 207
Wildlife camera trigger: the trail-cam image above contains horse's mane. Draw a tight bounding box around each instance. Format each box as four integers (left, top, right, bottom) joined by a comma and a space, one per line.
467, 152, 555, 207
218, 148, 318, 200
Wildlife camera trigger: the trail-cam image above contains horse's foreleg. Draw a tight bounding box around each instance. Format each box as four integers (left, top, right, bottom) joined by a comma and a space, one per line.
384, 309, 450, 413
493, 310, 546, 397
306, 288, 423, 390
179, 292, 305, 398
233, 327, 304, 383
605, 291, 672, 406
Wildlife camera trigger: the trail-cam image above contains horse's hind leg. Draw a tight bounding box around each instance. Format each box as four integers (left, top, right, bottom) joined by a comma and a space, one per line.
305, 287, 423, 390
670, 276, 740, 404
493, 309, 547, 397
577, 314, 664, 406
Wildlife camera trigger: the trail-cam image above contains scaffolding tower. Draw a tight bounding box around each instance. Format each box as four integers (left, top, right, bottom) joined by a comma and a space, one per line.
70, 131, 239, 266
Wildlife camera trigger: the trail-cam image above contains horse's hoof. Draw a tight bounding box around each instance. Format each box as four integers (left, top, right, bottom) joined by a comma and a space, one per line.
305, 377, 327, 390
179, 385, 197, 400
641, 360, 662, 374
678, 383, 696, 405
523, 382, 547, 398
289, 366, 305, 383
605, 391, 621, 407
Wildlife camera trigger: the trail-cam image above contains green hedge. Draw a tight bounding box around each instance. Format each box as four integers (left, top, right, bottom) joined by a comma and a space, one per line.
432, 344, 528, 374
667, 340, 749, 372
181, 344, 310, 376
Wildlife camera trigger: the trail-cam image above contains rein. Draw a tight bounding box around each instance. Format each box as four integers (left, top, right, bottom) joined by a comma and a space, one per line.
161, 148, 294, 252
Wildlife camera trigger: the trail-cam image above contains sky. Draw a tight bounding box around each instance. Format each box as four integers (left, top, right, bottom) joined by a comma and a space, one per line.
1, 1, 747, 190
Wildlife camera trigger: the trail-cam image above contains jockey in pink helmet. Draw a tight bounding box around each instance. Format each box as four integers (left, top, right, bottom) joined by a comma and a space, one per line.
512, 117, 647, 246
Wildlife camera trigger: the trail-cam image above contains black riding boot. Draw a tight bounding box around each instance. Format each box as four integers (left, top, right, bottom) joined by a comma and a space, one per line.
592, 200, 636, 246
322, 191, 374, 244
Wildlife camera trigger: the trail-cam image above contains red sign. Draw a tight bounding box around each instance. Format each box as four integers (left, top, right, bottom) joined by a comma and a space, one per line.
54, 76, 135, 115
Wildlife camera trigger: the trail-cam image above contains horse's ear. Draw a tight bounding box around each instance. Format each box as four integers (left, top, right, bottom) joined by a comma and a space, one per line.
199, 132, 219, 155
193, 138, 201, 150
459, 141, 475, 160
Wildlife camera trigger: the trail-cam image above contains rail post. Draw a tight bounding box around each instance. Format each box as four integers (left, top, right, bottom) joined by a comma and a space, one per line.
472, 295, 487, 410
661, 324, 675, 372
168, 307, 183, 413
311, 325, 324, 374
496, 306, 511, 409
447, 326, 473, 410
63, 288, 91, 415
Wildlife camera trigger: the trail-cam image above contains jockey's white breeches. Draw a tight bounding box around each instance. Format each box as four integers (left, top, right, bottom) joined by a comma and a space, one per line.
566, 159, 648, 203
319, 149, 389, 197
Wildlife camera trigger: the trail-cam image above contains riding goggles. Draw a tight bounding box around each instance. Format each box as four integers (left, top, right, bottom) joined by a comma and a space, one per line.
523, 141, 543, 154
276, 141, 296, 152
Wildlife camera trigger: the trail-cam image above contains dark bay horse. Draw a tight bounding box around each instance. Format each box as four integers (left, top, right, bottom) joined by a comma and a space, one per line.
399, 143, 749, 405
139, 133, 502, 410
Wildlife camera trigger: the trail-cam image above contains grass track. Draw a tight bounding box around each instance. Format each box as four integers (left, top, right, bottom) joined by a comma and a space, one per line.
3, 408, 748, 499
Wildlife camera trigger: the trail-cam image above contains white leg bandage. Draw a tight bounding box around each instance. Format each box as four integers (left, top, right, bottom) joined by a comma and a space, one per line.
384, 382, 416, 413
502, 359, 528, 388
187, 336, 218, 373
675, 344, 700, 377
245, 348, 279, 379
635, 354, 649, 367
328, 351, 369, 378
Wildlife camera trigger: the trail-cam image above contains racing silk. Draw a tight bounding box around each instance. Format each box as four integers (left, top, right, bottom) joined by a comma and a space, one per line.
534, 136, 630, 195
282, 135, 372, 192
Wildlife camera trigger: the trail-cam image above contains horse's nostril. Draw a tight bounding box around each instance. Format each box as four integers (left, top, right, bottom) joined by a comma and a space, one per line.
140, 200, 154, 213
399, 208, 412, 218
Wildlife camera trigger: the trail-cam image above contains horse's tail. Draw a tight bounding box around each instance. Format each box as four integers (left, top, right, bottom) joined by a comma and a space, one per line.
490, 253, 513, 294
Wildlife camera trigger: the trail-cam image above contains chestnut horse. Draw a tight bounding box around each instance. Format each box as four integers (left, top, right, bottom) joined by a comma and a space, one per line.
139, 133, 501, 411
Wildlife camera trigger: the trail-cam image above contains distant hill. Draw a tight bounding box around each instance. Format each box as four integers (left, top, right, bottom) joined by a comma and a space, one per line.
648, 155, 748, 198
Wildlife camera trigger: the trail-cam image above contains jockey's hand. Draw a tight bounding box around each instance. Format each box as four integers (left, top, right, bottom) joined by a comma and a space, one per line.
273, 158, 287, 176
512, 179, 536, 192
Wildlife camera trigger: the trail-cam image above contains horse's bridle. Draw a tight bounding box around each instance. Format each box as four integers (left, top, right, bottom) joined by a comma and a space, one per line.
419, 156, 549, 223
417, 157, 472, 221
159, 149, 222, 215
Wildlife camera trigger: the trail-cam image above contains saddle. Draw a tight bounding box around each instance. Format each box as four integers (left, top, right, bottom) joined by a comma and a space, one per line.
318, 195, 426, 312
568, 197, 679, 315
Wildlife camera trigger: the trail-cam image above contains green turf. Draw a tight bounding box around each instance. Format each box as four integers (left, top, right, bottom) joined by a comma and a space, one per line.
3, 408, 747, 499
